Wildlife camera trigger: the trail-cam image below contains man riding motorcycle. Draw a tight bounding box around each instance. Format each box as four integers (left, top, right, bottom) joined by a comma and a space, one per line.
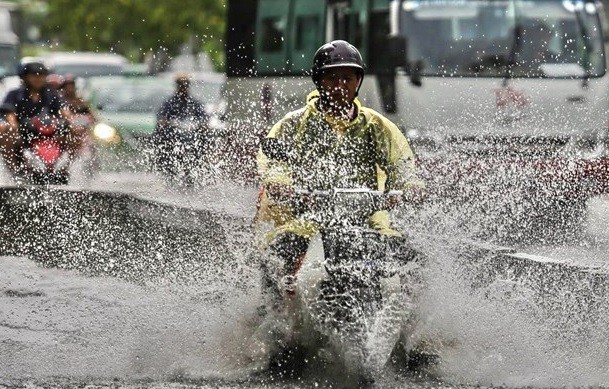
156, 73, 208, 125
256, 40, 425, 310
154, 73, 209, 173
0, 61, 77, 177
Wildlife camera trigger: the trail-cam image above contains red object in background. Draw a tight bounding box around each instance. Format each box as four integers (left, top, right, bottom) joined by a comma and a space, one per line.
32, 139, 62, 164
495, 87, 528, 108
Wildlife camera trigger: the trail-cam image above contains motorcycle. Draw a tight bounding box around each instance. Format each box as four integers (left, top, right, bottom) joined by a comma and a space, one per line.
17, 112, 73, 185
248, 140, 427, 384
155, 117, 209, 187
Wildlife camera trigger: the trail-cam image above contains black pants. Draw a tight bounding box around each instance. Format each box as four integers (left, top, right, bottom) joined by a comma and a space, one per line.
270, 233, 310, 274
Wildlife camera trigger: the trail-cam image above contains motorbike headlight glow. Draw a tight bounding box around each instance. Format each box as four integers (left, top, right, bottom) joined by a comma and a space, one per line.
93, 123, 118, 142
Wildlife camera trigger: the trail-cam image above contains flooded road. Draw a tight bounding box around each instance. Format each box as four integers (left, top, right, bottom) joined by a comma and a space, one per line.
2, 168, 609, 388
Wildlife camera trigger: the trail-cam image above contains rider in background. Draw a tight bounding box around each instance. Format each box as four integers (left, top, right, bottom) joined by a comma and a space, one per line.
155, 73, 208, 130
60, 75, 96, 157
154, 73, 208, 169
0, 61, 76, 176
256, 40, 425, 306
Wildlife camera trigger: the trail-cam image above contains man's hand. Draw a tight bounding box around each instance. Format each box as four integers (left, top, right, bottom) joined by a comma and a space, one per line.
6, 112, 18, 130
403, 187, 427, 206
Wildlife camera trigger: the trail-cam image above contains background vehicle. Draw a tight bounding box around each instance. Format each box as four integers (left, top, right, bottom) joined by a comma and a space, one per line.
84, 74, 225, 171
42, 51, 127, 78
83, 75, 173, 169
158, 71, 227, 136
85, 74, 226, 171
18, 112, 72, 185
225, 0, 609, 241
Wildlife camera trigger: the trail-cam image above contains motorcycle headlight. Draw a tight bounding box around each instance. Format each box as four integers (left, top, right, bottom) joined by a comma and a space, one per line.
93, 123, 119, 143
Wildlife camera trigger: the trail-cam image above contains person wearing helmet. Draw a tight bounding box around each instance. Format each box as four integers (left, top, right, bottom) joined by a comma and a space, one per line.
154, 73, 209, 173
255, 40, 425, 308
0, 61, 76, 176
156, 73, 208, 129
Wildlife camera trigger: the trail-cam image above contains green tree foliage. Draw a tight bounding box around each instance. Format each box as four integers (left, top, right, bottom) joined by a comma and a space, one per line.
42, 0, 226, 68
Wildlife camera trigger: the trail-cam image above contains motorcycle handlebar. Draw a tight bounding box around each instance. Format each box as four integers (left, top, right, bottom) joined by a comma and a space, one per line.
293, 188, 404, 197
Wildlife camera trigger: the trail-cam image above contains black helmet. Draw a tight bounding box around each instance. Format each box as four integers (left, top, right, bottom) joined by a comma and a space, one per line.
311, 40, 365, 85
18, 61, 49, 78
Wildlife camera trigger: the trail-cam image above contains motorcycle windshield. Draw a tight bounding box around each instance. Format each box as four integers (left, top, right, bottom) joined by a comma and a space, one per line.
399, 0, 605, 78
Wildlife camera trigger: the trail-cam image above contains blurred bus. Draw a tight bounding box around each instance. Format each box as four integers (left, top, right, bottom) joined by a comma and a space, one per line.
225, 0, 609, 232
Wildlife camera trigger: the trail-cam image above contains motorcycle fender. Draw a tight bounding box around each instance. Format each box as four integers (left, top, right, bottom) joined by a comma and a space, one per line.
295, 233, 327, 304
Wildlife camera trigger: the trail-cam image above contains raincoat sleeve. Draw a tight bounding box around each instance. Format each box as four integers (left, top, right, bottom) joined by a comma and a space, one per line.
368, 110, 425, 192
257, 112, 301, 186
255, 112, 301, 231
360, 109, 424, 236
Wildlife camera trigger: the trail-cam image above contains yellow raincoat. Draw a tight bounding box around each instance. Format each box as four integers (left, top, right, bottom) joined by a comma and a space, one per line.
256, 91, 424, 243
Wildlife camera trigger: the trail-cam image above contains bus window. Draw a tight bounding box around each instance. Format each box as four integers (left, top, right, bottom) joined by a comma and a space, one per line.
256, 0, 291, 73
328, 2, 350, 41
325, 0, 368, 52
295, 16, 319, 51
398, 0, 605, 78
250, 0, 377, 75
261, 17, 285, 52
291, 0, 324, 72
